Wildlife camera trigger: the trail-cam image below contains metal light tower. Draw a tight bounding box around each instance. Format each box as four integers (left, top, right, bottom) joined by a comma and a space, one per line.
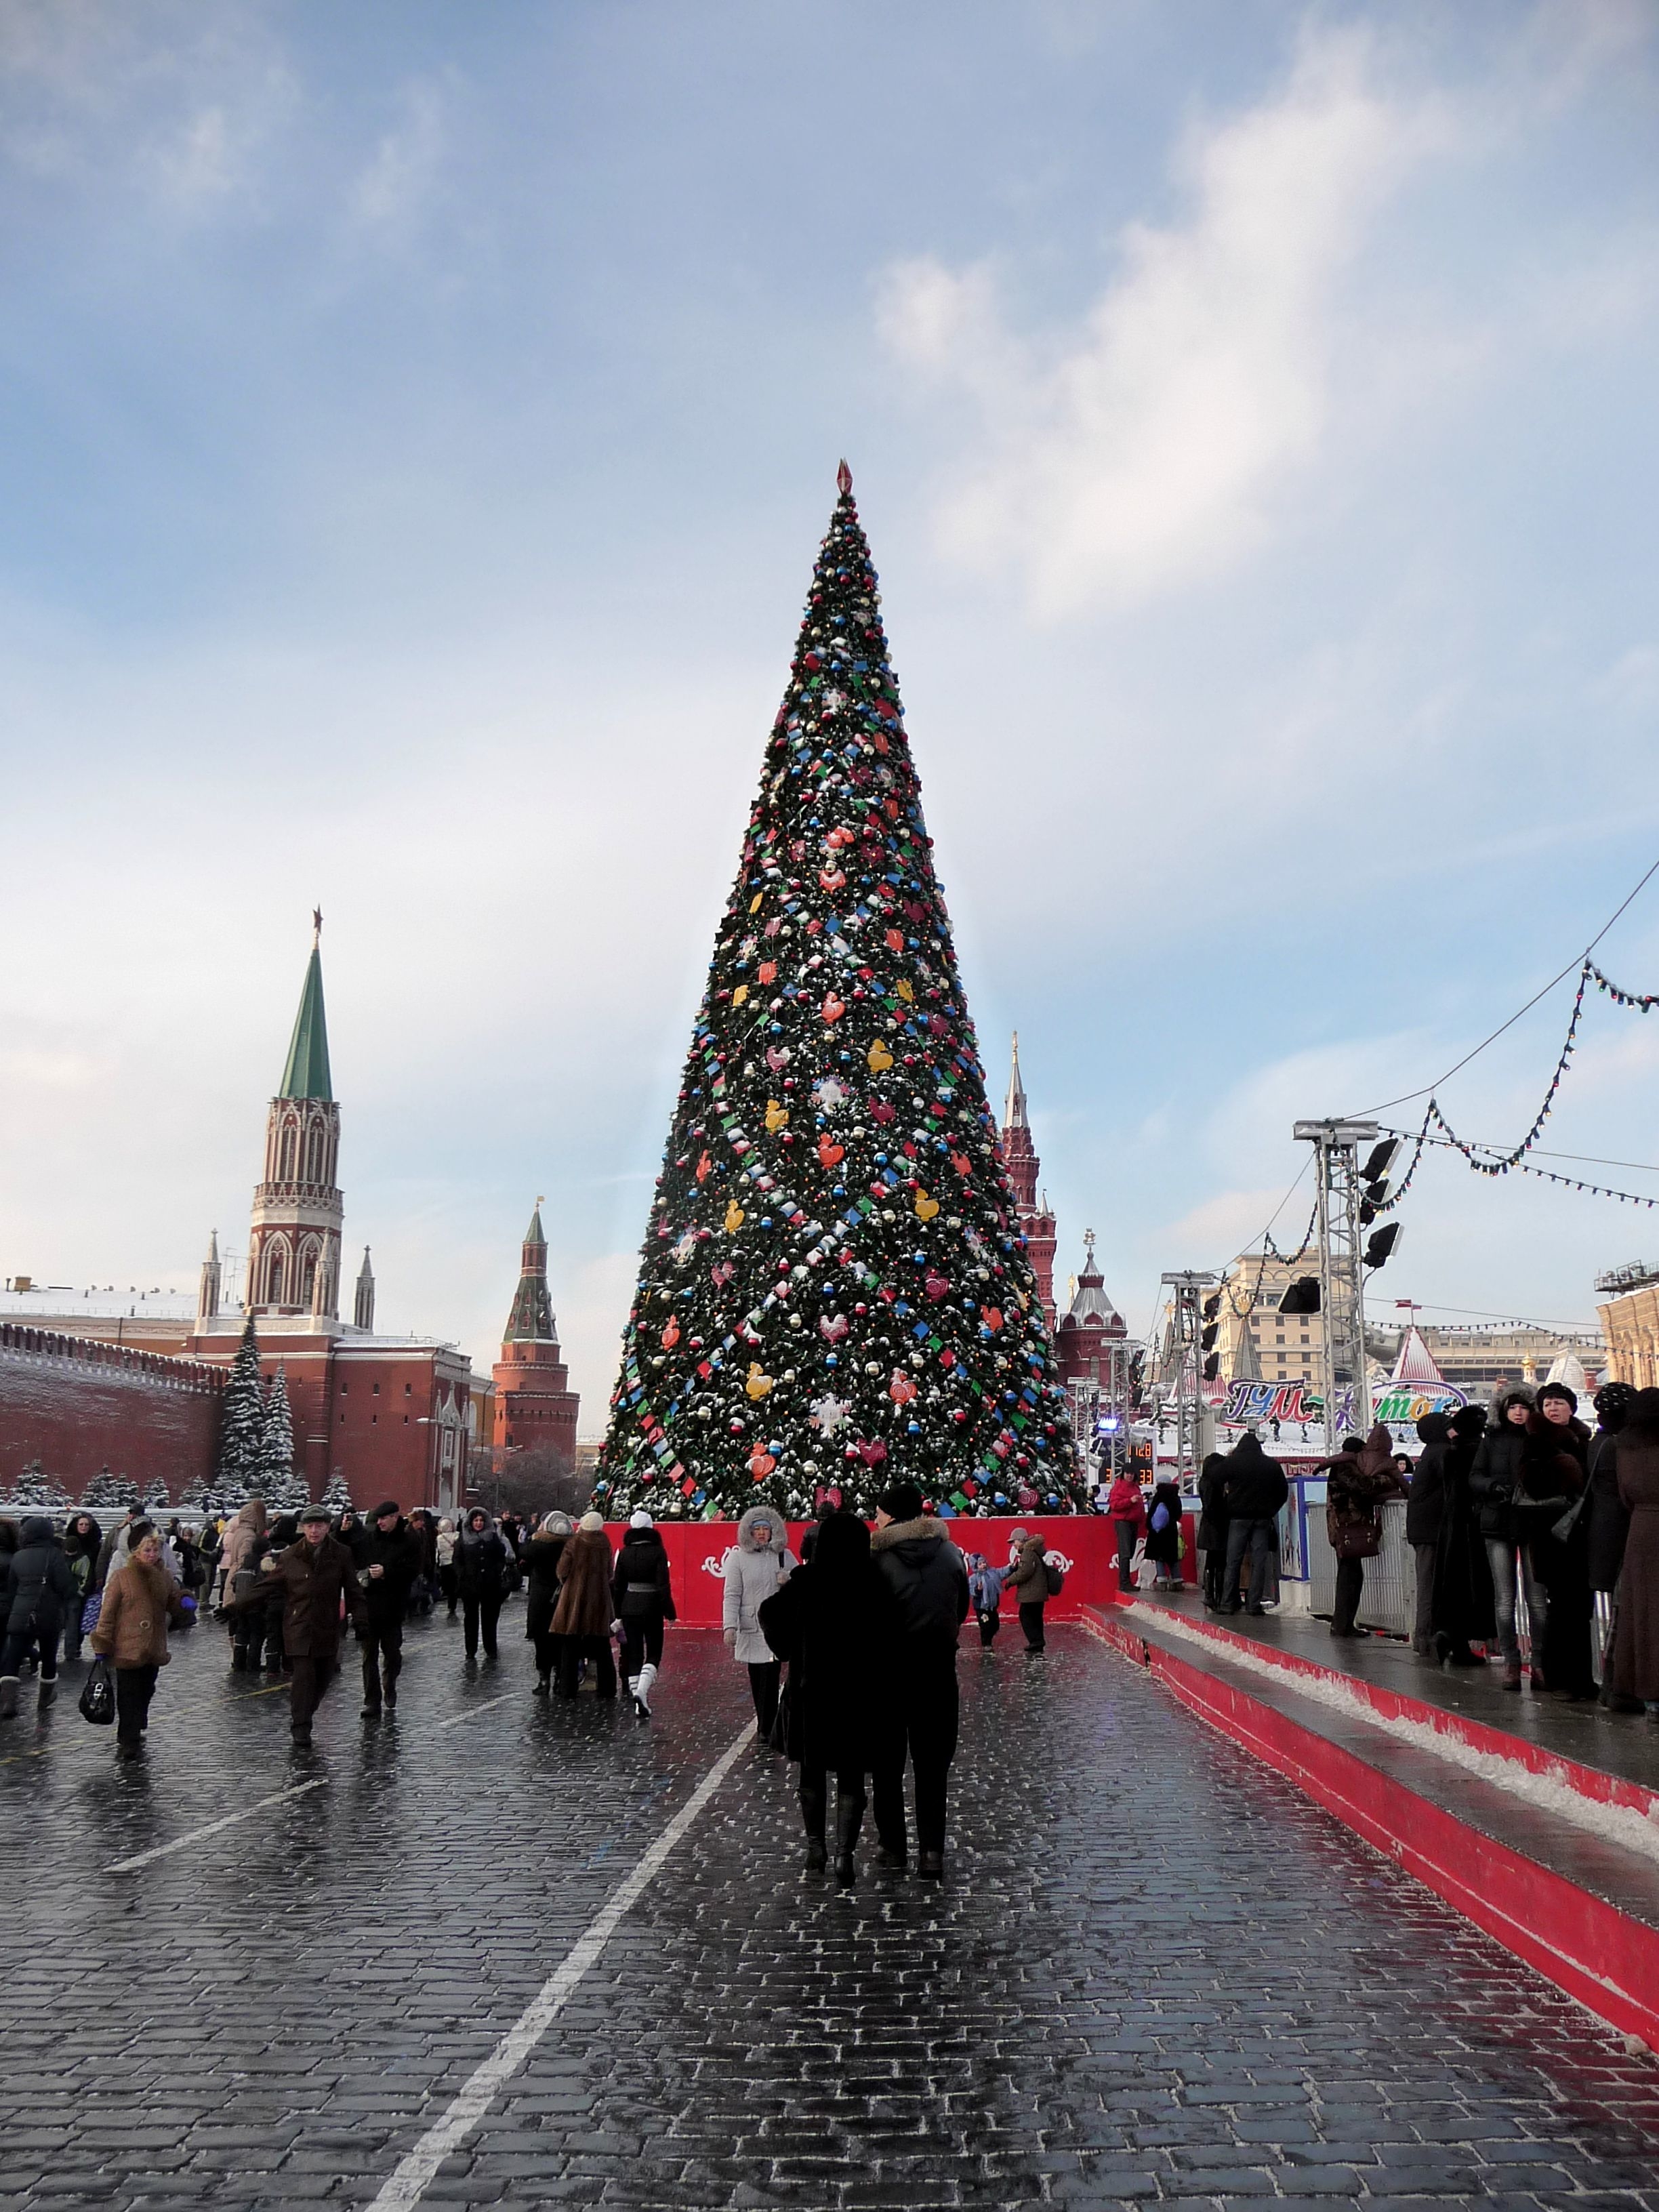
1160, 1270, 1216, 1489
1293, 1120, 1377, 1454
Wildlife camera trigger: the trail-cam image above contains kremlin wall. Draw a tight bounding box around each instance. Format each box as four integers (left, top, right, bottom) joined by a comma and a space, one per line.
1, 932, 1112, 1512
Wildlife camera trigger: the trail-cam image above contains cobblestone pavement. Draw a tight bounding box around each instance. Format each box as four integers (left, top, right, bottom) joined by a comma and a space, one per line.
4, 1609, 1659, 2210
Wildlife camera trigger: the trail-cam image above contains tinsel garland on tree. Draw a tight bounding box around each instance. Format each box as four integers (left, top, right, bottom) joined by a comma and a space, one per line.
596, 467, 1084, 1521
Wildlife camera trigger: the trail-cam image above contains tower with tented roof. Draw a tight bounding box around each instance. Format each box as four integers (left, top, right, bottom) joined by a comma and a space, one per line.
247, 912, 343, 1322
492, 1202, 581, 1468
997, 1033, 1058, 1329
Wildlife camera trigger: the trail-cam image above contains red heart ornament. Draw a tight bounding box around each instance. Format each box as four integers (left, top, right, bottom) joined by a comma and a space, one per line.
924, 1273, 949, 1302
982, 1307, 1003, 1332
859, 1439, 888, 1467
821, 994, 846, 1023
817, 1136, 844, 1169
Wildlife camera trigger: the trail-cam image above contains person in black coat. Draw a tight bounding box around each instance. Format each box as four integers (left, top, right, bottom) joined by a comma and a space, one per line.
611, 1511, 676, 1717
868, 1484, 970, 1881
1469, 1387, 1579, 1691
1429, 1402, 1494, 1665
523, 1512, 572, 1694
760, 1510, 902, 1886
349, 1501, 424, 1714
1219, 1434, 1288, 1617
1196, 1454, 1230, 1611
60, 1511, 103, 1665
1586, 1382, 1639, 1709
1407, 1415, 1454, 1656
454, 1508, 510, 1662
1534, 1382, 1596, 1698
0, 1517, 77, 1716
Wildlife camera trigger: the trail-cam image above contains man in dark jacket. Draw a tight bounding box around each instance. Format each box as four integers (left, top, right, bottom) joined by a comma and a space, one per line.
0, 1518, 77, 1717
234, 1504, 366, 1743
1429, 1403, 1495, 1664
1219, 1433, 1288, 1617
869, 1483, 969, 1881
350, 1500, 423, 1715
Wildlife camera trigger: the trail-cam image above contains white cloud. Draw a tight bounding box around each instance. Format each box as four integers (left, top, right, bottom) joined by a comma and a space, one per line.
349, 79, 447, 238
880, 26, 1452, 617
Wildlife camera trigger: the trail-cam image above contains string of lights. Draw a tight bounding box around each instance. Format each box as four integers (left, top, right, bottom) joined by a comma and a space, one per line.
1370, 958, 1659, 1213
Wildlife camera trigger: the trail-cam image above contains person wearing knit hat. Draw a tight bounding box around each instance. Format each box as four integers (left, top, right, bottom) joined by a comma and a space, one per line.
1589, 1382, 1641, 1708
613, 1510, 676, 1718
579, 1509, 605, 1532
347, 1498, 422, 1716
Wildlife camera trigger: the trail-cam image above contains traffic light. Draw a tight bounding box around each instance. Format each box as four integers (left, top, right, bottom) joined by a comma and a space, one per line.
1279, 1276, 1320, 1315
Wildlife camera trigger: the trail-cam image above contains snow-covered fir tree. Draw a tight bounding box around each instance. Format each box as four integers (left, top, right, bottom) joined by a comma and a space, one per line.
214, 1314, 266, 1508
82, 1469, 140, 1512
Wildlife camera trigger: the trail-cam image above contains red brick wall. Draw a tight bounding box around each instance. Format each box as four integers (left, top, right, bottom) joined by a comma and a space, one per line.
0, 1325, 223, 1498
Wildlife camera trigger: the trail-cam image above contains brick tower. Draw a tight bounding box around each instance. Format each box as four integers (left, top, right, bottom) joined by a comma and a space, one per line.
491, 1203, 580, 1469
998, 1033, 1058, 1329
247, 914, 343, 1322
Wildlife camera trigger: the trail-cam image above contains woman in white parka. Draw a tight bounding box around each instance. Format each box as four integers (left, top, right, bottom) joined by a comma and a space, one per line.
724, 1504, 795, 1744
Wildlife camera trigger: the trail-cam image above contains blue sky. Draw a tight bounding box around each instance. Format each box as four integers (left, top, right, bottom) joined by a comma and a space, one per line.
3, 1, 1657, 1424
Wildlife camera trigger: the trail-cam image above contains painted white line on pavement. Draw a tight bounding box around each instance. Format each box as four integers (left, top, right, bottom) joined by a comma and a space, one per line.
365, 1721, 754, 2211
433, 1694, 514, 1730
105, 1780, 328, 1873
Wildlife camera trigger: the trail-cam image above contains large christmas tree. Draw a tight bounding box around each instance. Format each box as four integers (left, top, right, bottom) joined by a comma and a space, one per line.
595, 467, 1082, 1521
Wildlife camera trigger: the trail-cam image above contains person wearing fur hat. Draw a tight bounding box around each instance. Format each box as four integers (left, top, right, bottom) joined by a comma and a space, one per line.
1469, 1385, 1579, 1692
870, 1483, 970, 1881
550, 1511, 616, 1698
1609, 1387, 1659, 1717
455, 1507, 510, 1664
349, 1500, 424, 1716
612, 1509, 676, 1718
1535, 1382, 1597, 1698
724, 1505, 796, 1742
523, 1511, 573, 1695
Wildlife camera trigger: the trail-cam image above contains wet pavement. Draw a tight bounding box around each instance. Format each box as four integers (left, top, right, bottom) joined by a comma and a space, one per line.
4, 1607, 1659, 2209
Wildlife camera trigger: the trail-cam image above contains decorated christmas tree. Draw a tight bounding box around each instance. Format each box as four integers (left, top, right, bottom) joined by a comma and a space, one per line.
596, 467, 1083, 1521
215, 1313, 266, 1507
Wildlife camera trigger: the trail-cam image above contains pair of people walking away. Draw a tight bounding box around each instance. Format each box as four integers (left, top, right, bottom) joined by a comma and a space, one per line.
760, 1509, 899, 1886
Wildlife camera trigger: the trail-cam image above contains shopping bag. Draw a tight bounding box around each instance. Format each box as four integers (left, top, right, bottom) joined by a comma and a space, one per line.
79, 1658, 115, 1727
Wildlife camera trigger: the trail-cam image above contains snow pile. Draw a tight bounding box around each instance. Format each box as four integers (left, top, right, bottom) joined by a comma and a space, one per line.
1130, 1603, 1659, 1870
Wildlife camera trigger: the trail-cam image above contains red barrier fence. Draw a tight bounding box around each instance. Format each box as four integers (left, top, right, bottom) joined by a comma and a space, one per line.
607, 1513, 1195, 1626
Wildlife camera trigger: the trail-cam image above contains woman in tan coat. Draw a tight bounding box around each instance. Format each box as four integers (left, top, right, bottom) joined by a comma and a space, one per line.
90, 1525, 189, 1755
550, 1511, 616, 1700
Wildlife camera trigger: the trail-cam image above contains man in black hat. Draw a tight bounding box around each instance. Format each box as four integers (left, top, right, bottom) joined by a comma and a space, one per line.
869, 1482, 969, 1882
232, 1504, 365, 1744
350, 1500, 424, 1715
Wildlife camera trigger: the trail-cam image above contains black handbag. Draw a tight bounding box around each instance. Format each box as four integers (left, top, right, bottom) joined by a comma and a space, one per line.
79, 1658, 115, 1727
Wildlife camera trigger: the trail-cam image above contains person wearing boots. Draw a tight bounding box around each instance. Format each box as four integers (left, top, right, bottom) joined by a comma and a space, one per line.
89, 1524, 190, 1755
523, 1511, 573, 1694
723, 1507, 796, 1741
1219, 1433, 1288, 1616
550, 1511, 616, 1698
1317, 1427, 1406, 1639
1469, 1387, 1578, 1692
1196, 1454, 1230, 1611
869, 1484, 970, 1882
1004, 1527, 1051, 1652
60, 1511, 104, 1664
454, 1507, 510, 1663
0, 1517, 77, 1719
230, 1504, 366, 1744
760, 1509, 901, 1887
1534, 1381, 1596, 1700
612, 1509, 675, 1717
350, 1500, 423, 1715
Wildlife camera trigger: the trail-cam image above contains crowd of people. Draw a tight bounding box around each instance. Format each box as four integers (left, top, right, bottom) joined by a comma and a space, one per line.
1174, 1378, 1659, 1719
0, 1483, 1071, 1882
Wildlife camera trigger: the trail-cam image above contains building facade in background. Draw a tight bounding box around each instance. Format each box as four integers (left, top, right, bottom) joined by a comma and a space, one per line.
1597, 1263, 1659, 1388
